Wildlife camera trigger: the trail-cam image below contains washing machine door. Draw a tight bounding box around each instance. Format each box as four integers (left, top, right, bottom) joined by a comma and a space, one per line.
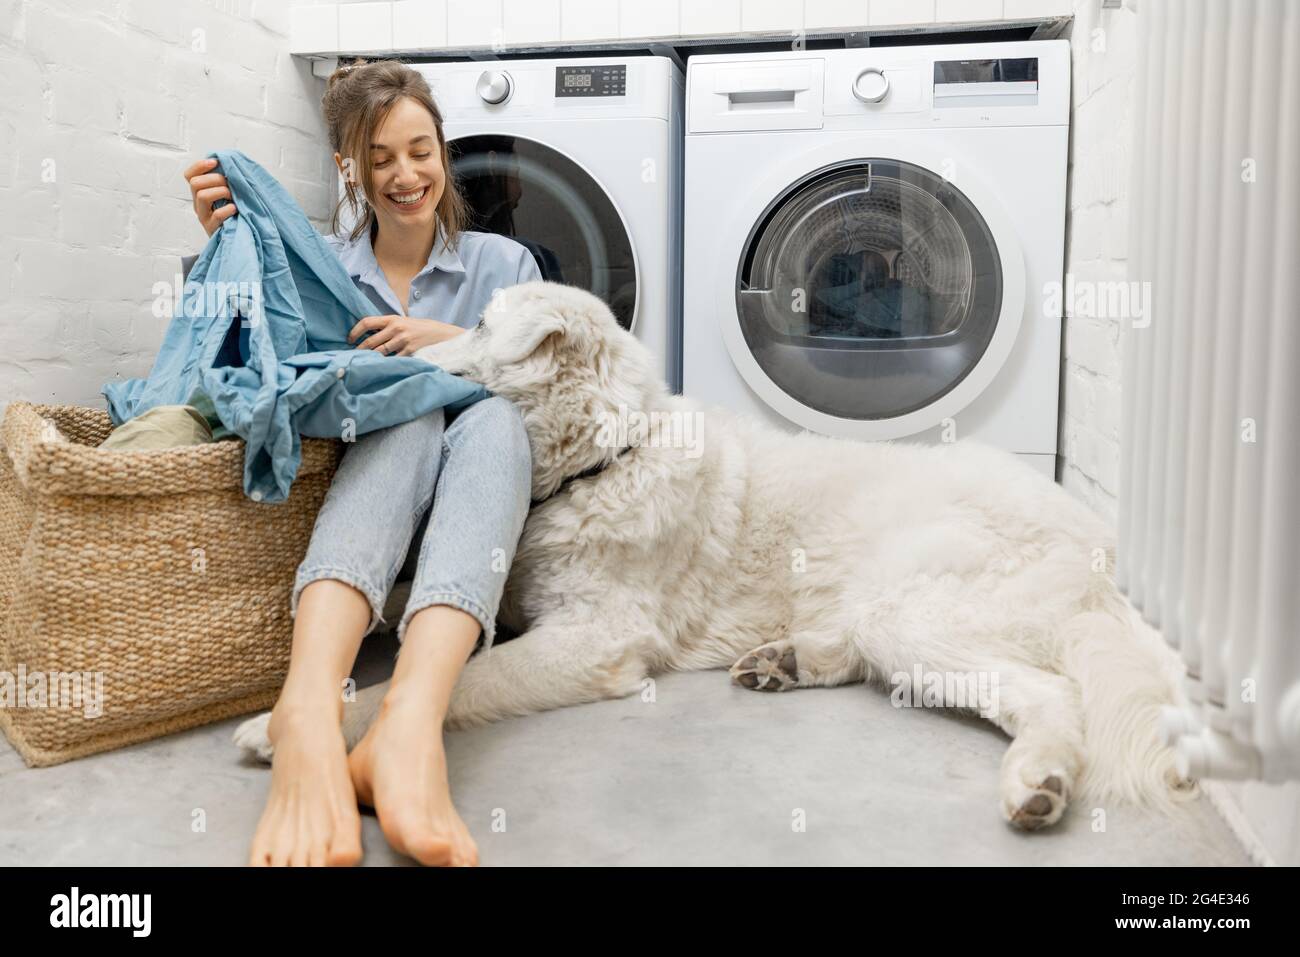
721, 147, 1025, 440
448, 134, 638, 331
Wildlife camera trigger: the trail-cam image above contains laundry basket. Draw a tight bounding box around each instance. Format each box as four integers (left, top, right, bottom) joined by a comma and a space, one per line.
0, 402, 341, 767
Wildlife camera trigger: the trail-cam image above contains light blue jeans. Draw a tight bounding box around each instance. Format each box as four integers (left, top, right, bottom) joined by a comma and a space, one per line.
290, 396, 531, 650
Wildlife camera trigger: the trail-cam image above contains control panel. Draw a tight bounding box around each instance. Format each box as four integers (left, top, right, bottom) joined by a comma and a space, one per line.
555, 64, 627, 97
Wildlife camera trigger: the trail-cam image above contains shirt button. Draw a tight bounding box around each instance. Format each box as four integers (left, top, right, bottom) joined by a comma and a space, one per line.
250, 490, 263, 502
412, 289, 421, 300
335, 367, 345, 379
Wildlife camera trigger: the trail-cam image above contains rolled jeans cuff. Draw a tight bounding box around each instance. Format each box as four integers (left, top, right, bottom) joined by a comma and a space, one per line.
292, 564, 388, 636
398, 591, 496, 650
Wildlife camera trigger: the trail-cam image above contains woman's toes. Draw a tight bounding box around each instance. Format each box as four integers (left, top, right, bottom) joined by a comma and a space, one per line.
327, 834, 363, 867
352, 697, 481, 867
249, 824, 272, 867
381, 810, 454, 866
247, 717, 360, 866
327, 811, 364, 866
408, 832, 455, 867
270, 818, 305, 866
250, 811, 288, 867
450, 831, 480, 867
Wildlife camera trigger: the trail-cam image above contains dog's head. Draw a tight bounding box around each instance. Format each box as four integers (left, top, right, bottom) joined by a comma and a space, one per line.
416, 281, 667, 501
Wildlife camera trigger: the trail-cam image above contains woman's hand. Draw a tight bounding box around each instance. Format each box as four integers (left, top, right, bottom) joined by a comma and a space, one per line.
348, 315, 466, 355
183, 157, 237, 237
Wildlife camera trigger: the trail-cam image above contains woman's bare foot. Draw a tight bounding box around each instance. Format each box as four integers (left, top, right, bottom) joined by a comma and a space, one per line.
248, 703, 364, 866
347, 691, 479, 867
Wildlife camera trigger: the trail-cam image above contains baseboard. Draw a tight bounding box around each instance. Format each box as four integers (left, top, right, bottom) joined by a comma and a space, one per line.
1201, 780, 1276, 867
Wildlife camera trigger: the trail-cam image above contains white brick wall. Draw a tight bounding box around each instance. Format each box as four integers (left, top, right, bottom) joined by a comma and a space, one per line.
1059, 0, 1138, 527
0, 0, 331, 412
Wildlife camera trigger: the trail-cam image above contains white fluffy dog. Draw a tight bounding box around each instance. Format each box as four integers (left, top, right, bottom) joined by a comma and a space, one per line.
236, 280, 1195, 829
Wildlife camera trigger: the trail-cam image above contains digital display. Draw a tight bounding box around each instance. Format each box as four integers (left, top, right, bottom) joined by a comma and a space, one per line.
933, 57, 1038, 84
555, 64, 626, 97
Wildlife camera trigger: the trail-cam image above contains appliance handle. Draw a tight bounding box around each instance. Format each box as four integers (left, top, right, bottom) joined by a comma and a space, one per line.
714, 66, 812, 98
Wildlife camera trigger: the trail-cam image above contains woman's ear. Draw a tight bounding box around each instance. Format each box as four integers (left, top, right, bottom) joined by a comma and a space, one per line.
490, 310, 566, 365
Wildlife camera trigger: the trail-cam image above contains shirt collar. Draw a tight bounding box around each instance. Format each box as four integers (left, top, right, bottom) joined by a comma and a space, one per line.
337, 220, 465, 285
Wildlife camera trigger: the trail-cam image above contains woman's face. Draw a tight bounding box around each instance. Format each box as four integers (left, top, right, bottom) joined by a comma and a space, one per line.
358, 95, 447, 236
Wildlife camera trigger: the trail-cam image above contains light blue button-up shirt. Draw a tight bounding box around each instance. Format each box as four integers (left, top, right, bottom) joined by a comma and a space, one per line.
325, 224, 542, 328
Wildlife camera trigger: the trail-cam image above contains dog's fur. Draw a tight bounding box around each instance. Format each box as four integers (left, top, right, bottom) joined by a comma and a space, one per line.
235, 280, 1196, 829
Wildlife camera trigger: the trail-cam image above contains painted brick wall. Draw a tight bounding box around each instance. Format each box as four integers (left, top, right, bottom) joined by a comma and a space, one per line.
1058, 0, 1137, 527
0, 0, 331, 412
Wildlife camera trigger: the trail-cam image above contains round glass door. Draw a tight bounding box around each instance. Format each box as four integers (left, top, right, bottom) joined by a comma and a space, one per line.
449, 135, 637, 330
736, 159, 1003, 420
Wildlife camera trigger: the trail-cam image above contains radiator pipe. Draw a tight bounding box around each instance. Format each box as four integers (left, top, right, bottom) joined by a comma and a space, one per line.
1173, 727, 1262, 781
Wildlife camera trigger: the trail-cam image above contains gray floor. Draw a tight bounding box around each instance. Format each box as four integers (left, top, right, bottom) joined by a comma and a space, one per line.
0, 633, 1250, 867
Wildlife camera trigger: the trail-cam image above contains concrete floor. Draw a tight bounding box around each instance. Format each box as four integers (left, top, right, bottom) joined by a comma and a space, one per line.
0, 632, 1251, 866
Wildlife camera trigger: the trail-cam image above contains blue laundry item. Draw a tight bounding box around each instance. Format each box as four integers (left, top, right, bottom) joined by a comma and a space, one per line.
102, 149, 488, 503
810, 252, 935, 339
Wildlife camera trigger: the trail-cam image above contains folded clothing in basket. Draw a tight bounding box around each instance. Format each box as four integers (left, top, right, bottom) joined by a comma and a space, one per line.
101, 149, 488, 503
97, 404, 214, 451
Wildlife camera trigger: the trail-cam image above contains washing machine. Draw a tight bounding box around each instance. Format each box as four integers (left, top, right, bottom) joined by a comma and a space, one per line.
683, 42, 1069, 478
415, 56, 684, 392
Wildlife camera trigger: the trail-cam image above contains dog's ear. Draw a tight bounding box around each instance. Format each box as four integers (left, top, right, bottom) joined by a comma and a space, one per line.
490, 309, 566, 365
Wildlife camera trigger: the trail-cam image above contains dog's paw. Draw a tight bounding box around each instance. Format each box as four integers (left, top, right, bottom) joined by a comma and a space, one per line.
730, 641, 800, 692
233, 711, 275, 764
1003, 772, 1070, 831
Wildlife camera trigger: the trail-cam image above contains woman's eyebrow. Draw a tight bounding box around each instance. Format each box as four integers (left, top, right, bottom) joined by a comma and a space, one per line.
369, 135, 434, 150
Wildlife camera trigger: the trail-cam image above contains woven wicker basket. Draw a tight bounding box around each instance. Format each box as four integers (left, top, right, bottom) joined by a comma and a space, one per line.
0, 402, 341, 767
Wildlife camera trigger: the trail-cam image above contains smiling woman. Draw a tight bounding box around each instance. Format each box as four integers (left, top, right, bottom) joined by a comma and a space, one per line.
318, 64, 540, 350
182, 58, 542, 869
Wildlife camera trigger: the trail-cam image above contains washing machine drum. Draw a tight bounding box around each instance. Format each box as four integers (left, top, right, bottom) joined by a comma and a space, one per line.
449, 135, 637, 331
737, 159, 1003, 421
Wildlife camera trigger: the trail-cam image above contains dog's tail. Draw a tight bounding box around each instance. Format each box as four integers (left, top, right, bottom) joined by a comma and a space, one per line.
1058, 604, 1200, 811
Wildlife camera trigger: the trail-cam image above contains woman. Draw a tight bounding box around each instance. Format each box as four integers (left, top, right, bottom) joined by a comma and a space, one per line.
183, 61, 541, 867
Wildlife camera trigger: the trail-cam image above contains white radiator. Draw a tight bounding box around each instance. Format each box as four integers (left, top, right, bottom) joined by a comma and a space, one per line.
1117, 0, 1300, 782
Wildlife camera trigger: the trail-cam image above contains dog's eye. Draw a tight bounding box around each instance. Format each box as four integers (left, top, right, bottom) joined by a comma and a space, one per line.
474, 318, 487, 334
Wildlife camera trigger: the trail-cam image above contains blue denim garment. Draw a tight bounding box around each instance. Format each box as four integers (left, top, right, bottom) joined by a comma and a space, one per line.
101, 149, 490, 503
198, 349, 486, 502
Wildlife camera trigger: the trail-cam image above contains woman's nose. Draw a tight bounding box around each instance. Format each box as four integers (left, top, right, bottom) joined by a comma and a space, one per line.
394, 157, 418, 184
